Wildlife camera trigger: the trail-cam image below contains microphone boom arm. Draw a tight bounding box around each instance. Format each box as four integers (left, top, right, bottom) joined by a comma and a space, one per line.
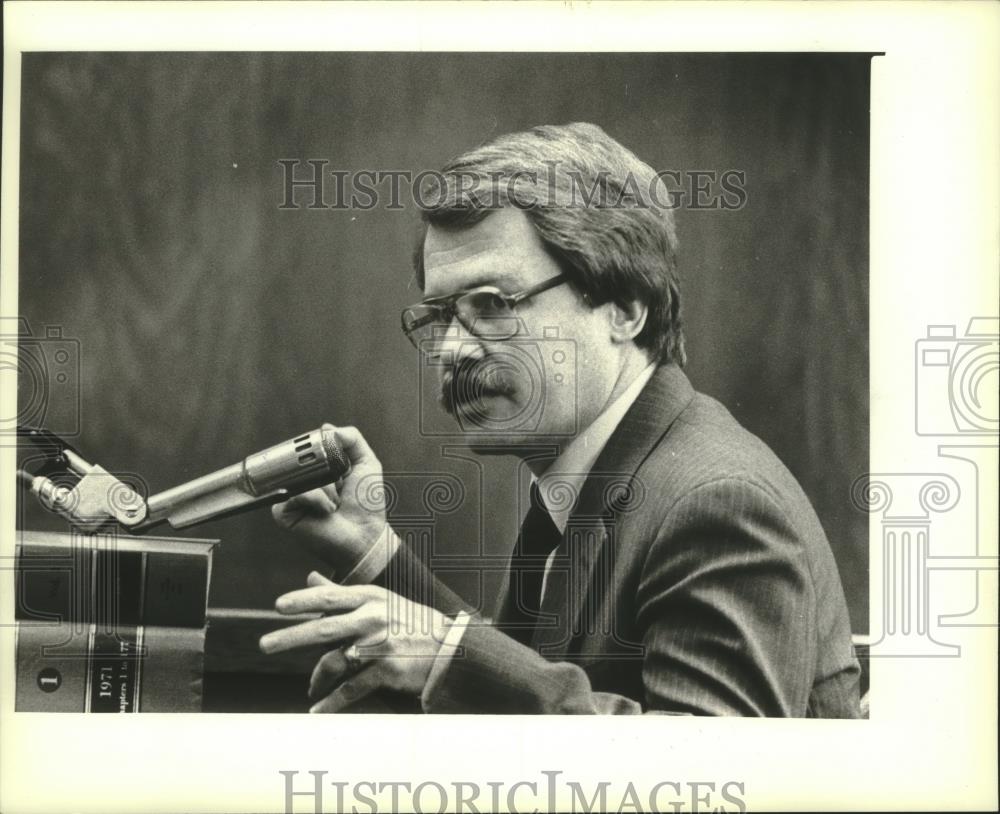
17, 426, 350, 535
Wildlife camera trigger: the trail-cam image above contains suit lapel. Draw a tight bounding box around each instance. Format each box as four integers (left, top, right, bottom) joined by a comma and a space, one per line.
530, 364, 695, 656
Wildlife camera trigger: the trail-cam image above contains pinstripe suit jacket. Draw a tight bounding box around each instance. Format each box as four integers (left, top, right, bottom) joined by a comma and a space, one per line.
379, 363, 861, 716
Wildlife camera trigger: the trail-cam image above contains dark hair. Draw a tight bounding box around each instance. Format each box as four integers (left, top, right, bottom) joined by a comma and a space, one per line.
413, 122, 685, 366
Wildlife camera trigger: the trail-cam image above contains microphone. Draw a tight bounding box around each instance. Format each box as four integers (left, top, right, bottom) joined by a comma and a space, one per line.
136, 426, 350, 531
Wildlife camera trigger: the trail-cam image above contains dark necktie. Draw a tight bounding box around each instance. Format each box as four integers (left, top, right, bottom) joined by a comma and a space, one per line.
504, 481, 563, 646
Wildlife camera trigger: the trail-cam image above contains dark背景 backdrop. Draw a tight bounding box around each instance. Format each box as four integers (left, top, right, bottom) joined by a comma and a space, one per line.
16, 53, 870, 632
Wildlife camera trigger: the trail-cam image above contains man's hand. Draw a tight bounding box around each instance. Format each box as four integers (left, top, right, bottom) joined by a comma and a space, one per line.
271, 424, 387, 575
259, 571, 451, 713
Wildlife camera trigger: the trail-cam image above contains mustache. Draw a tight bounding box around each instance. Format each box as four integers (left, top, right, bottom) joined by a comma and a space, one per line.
439, 356, 517, 414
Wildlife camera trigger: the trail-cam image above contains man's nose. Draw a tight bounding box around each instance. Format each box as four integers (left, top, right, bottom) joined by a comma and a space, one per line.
437, 315, 485, 364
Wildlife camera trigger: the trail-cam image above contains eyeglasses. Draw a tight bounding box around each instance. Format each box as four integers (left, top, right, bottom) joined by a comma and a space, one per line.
401, 273, 568, 356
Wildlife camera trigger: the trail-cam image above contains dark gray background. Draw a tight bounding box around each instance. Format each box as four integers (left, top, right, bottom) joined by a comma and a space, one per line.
16, 52, 870, 632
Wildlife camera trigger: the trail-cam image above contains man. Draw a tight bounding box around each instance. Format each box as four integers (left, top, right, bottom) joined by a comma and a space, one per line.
259, 123, 861, 716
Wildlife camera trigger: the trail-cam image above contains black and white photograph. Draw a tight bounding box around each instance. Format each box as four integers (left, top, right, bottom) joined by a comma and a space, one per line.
1, 3, 996, 813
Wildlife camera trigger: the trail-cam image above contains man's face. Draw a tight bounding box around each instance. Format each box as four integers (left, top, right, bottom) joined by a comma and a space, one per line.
421, 208, 620, 451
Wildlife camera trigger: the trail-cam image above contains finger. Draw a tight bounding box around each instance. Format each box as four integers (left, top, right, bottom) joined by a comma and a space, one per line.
271, 488, 337, 527
259, 606, 378, 653
274, 582, 380, 615
328, 425, 380, 472
306, 570, 336, 588
284, 488, 338, 513
320, 480, 342, 505
307, 647, 358, 701
310, 662, 387, 713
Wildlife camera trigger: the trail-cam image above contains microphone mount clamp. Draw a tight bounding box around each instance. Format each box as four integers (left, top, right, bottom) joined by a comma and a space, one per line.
17, 425, 147, 533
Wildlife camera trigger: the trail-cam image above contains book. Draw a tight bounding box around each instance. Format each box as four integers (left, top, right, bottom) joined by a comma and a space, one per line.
14, 529, 216, 712
15, 529, 216, 628
15, 621, 205, 712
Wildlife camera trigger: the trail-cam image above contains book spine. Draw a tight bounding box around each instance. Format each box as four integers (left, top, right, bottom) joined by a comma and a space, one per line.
16, 541, 210, 628
15, 622, 205, 712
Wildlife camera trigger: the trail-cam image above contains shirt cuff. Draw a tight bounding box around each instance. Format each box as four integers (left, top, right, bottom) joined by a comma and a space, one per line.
420, 611, 470, 712
338, 526, 402, 585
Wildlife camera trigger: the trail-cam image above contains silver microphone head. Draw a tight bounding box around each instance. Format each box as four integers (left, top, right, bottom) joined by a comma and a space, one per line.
242, 426, 350, 495
320, 427, 351, 477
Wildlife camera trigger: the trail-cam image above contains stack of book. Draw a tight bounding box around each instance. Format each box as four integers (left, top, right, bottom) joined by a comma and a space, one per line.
14, 529, 217, 712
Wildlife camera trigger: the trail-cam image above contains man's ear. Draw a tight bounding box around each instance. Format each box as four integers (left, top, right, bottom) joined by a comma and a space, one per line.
605, 299, 648, 344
